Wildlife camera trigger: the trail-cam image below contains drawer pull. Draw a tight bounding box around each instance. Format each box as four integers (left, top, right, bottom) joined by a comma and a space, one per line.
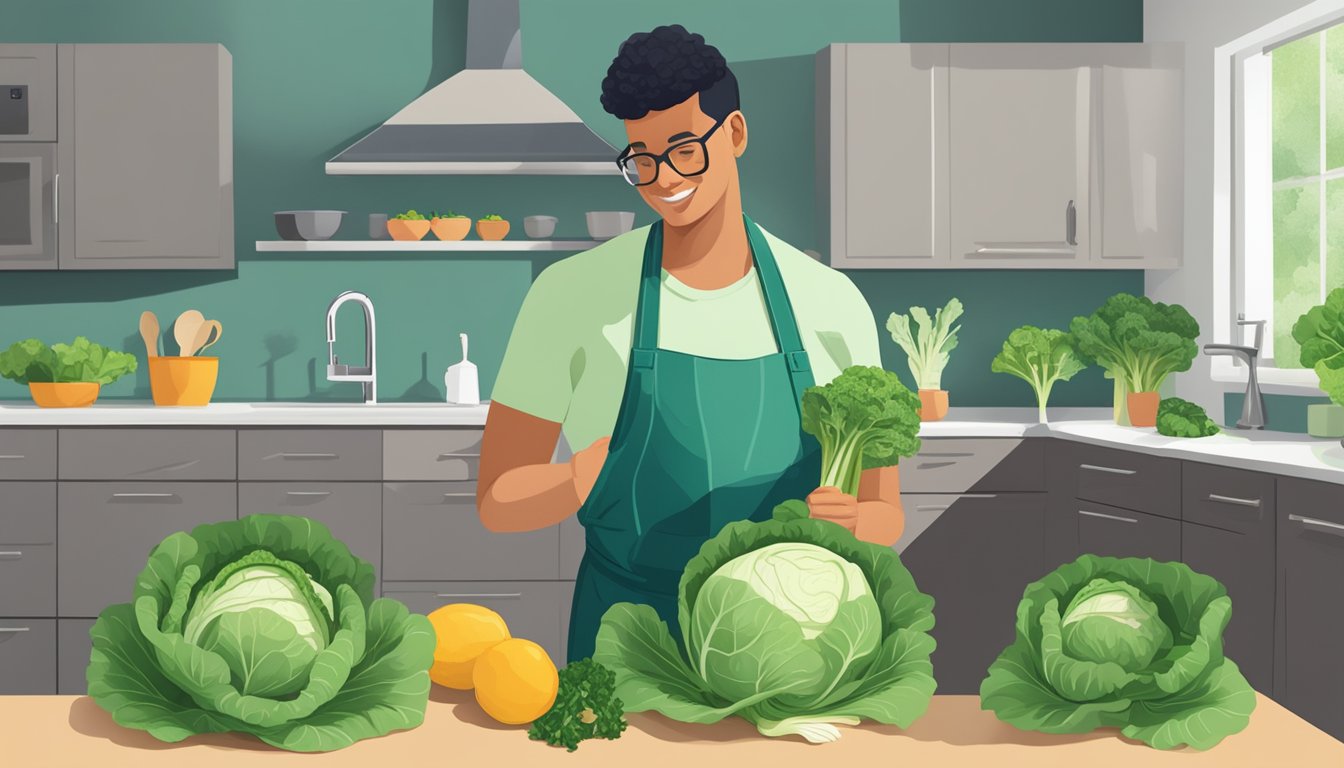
443, 492, 476, 499
0, 551, 22, 558
0, 627, 30, 633
1078, 509, 1137, 524
1207, 493, 1261, 508
437, 452, 481, 459
286, 490, 332, 497
111, 492, 178, 500
0, 454, 25, 460
1289, 514, 1344, 535
914, 505, 950, 513
435, 592, 522, 599
1079, 463, 1137, 476
269, 452, 340, 460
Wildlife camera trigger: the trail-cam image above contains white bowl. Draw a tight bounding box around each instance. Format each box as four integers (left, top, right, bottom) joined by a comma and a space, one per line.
586, 211, 636, 240
523, 215, 558, 239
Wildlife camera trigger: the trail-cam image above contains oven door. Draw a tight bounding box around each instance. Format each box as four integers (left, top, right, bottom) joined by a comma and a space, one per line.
0, 45, 57, 142
0, 143, 57, 269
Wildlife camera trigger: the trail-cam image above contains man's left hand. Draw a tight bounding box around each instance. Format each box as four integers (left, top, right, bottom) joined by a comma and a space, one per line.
806, 486, 859, 533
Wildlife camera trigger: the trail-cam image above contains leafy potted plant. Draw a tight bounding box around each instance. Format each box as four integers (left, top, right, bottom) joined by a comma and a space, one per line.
429, 210, 471, 241
887, 298, 963, 421
1292, 287, 1344, 441
387, 209, 431, 241
990, 326, 1086, 424
0, 337, 138, 408
476, 213, 510, 241
1071, 293, 1200, 428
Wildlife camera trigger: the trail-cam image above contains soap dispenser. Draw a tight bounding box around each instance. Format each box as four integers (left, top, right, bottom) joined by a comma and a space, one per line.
445, 332, 480, 405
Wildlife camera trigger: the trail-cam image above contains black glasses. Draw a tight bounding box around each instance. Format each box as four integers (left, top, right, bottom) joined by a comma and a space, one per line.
616, 115, 727, 187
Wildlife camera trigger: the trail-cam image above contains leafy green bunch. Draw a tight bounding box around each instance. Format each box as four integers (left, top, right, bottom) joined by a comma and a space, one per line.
0, 337, 138, 385
801, 365, 922, 497
528, 658, 627, 751
1156, 397, 1220, 438
886, 298, 963, 390
392, 209, 427, 220
980, 555, 1255, 750
480, 213, 505, 221
990, 326, 1086, 423
429, 210, 467, 219
1292, 287, 1344, 405
1071, 294, 1200, 422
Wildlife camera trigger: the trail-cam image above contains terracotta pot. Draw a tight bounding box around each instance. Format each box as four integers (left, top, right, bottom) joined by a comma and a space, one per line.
476, 219, 511, 241
149, 356, 220, 406
918, 389, 949, 421
386, 219, 431, 241
430, 217, 471, 241
28, 382, 100, 408
1127, 391, 1161, 427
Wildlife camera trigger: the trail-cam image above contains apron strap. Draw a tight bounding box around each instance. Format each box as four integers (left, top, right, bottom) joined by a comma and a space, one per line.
632, 221, 664, 355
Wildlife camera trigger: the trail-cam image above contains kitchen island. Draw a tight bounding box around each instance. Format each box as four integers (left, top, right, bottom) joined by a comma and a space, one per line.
5, 691, 1339, 767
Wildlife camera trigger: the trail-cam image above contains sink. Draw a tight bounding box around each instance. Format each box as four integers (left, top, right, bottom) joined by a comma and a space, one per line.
247, 401, 486, 409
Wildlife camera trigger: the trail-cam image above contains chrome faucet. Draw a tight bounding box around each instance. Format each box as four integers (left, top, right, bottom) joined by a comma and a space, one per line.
1203, 315, 1265, 429
326, 291, 377, 404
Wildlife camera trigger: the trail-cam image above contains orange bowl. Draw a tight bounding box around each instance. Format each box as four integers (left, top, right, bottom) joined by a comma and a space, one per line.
29, 382, 100, 408
149, 356, 219, 406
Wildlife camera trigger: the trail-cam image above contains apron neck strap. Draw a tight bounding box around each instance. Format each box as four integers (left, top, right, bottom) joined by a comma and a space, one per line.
634, 215, 808, 357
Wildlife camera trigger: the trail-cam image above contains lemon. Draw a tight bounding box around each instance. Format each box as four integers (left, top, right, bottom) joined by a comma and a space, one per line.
473, 638, 560, 725
426, 603, 511, 690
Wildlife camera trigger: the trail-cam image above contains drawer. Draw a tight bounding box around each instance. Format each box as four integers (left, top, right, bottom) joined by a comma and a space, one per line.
383, 581, 568, 665
58, 619, 94, 695
59, 428, 235, 480
1278, 476, 1344, 528
560, 515, 584, 580
0, 481, 56, 543
383, 429, 483, 481
900, 438, 1044, 493
58, 482, 236, 616
0, 544, 55, 617
1057, 497, 1181, 562
1058, 441, 1180, 519
0, 429, 56, 479
239, 482, 382, 591
239, 429, 381, 481
382, 482, 559, 581
0, 619, 56, 694
1182, 461, 1274, 534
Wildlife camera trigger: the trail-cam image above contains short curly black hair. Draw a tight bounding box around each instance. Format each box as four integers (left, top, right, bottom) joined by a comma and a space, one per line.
600, 25, 740, 121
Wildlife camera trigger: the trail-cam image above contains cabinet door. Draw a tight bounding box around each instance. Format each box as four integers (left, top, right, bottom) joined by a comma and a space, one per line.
949, 45, 1091, 267
899, 493, 1046, 694
0, 619, 56, 694
0, 482, 56, 617
239, 482, 382, 595
0, 45, 57, 141
0, 143, 57, 270
819, 44, 949, 267
1051, 497, 1180, 562
58, 618, 94, 695
58, 44, 233, 269
1277, 479, 1344, 741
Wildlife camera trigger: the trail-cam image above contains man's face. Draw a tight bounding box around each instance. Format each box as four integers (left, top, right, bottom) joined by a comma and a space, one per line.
621, 93, 745, 228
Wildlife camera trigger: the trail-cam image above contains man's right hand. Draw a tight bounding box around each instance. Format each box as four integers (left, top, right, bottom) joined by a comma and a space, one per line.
570, 436, 612, 506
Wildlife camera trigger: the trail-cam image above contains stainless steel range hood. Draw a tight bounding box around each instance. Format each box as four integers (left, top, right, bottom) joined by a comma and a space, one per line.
326, 0, 618, 175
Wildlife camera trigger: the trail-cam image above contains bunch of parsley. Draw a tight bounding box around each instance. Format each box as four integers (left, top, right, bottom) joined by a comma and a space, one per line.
528, 658, 627, 751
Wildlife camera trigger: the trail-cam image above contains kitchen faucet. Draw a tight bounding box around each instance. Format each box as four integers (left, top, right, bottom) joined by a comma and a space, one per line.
1203, 315, 1265, 429
326, 290, 377, 404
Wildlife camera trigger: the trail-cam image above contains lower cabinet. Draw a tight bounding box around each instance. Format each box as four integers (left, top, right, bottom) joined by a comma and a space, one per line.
58, 619, 94, 695
239, 482, 382, 595
0, 619, 56, 694
383, 581, 573, 666
899, 492, 1047, 694
1049, 497, 1180, 562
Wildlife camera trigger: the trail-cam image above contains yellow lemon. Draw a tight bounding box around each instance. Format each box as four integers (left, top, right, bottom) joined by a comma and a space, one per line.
472, 638, 560, 725
426, 603, 511, 690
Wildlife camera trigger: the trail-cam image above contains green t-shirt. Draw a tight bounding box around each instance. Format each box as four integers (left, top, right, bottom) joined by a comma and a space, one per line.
492, 224, 882, 450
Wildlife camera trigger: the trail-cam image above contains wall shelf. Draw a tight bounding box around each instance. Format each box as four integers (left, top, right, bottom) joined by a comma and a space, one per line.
254, 240, 601, 253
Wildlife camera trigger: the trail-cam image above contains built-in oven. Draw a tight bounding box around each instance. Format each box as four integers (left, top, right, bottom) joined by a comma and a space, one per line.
0, 44, 58, 268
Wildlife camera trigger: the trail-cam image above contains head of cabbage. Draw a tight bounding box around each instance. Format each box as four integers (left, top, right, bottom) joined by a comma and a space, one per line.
595, 502, 935, 743
87, 515, 435, 752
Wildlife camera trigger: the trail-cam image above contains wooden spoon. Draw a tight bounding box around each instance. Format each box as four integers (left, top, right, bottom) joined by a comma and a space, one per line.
139, 311, 160, 358
174, 310, 205, 357
188, 320, 222, 356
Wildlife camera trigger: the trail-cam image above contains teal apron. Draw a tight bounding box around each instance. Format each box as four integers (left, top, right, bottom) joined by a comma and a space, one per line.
566, 214, 820, 663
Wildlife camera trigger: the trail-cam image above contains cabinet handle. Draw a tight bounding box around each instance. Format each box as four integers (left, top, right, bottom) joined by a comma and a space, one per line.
1289, 514, 1344, 535
914, 505, 950, 512
1065, 199, 1077, 246
1078, 509, 1138, 524
286, 490, 331, 497
1207, 493, 1261, 508
436, 452, 481, 459
435, 592, 521, 599
0, 551, 21, 558
442, 492, 476, 499
269, 452, 339, 460
0, 454, 25, 460
111, 492, 178, 499
1079, 463, 1136, 476
972, 247, 1077, 256
53, 173, 59, 225
0, 627, 30, 633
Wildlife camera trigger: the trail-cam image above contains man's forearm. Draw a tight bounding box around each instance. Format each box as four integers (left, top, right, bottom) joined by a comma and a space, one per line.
478, 462, 582, 532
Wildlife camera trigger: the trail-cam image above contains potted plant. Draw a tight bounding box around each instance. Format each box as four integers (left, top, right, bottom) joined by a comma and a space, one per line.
887, 298, 963, 421
0, 337, 138, 408
1292, 287, 1344, 441
1071, 293, 1200, 428
990, 326, 1087, 424
387, 210, 431, 241
476, 213, 510, 241
430, 210, 471, 241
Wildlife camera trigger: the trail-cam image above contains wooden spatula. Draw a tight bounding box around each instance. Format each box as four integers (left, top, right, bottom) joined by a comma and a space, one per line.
139, 311, 160, 358
174, 310, 205, 356
188, 320, 222, 356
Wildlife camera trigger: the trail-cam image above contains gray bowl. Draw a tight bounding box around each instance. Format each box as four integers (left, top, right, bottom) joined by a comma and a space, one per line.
275, 210, 347, 241
586, 211, 636, 241
524, 215, 558, 239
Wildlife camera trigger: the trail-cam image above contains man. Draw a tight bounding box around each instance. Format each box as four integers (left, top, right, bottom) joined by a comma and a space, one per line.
478, 25, 903, 663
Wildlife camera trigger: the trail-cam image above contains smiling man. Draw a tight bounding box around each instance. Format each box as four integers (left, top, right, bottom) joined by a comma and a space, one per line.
477, 25, 903, 662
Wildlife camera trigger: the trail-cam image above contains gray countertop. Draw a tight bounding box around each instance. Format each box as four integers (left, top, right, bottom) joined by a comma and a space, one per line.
0, 401, 491, 426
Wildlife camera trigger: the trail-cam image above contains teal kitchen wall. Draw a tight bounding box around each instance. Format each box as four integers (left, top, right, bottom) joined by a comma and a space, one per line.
0, 0, 1144, 405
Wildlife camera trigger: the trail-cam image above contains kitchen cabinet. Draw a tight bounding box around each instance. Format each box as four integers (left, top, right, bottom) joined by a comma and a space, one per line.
238, 429, 382, 481
0, 619, 56, 695
1276, 477, 1344, 741
59, 428, 236, 480
1053, 498, 1181, 561
0, 45, 57, 141
0, 143, 58, 270
0, 429, 57, 480
56, 44, 233, 270
57, 619, 94, 695
0, 482, 57, 618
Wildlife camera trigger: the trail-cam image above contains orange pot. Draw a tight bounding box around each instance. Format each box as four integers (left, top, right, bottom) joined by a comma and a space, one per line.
1127, 391, 1161, 427
387, 219, 431, 241
918, 389, 949, 421
149, 356, 219, 406
431, 217, 471, 241
476, 219, 511, 241
29, 382, 100, 408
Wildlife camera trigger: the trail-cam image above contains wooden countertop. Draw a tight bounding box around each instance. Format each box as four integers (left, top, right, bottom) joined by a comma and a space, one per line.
6, 690, 1340, 767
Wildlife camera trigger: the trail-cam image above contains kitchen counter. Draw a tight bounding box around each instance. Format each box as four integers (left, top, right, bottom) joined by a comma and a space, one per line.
0, 401, 491, 426
8, 691, 1338, 767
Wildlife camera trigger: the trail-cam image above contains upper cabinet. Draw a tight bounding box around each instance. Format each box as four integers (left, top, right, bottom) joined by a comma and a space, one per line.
818, 43, 1182, 270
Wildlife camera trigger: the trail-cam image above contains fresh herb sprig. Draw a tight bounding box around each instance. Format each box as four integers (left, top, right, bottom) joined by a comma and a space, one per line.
528, 658, 627, 751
